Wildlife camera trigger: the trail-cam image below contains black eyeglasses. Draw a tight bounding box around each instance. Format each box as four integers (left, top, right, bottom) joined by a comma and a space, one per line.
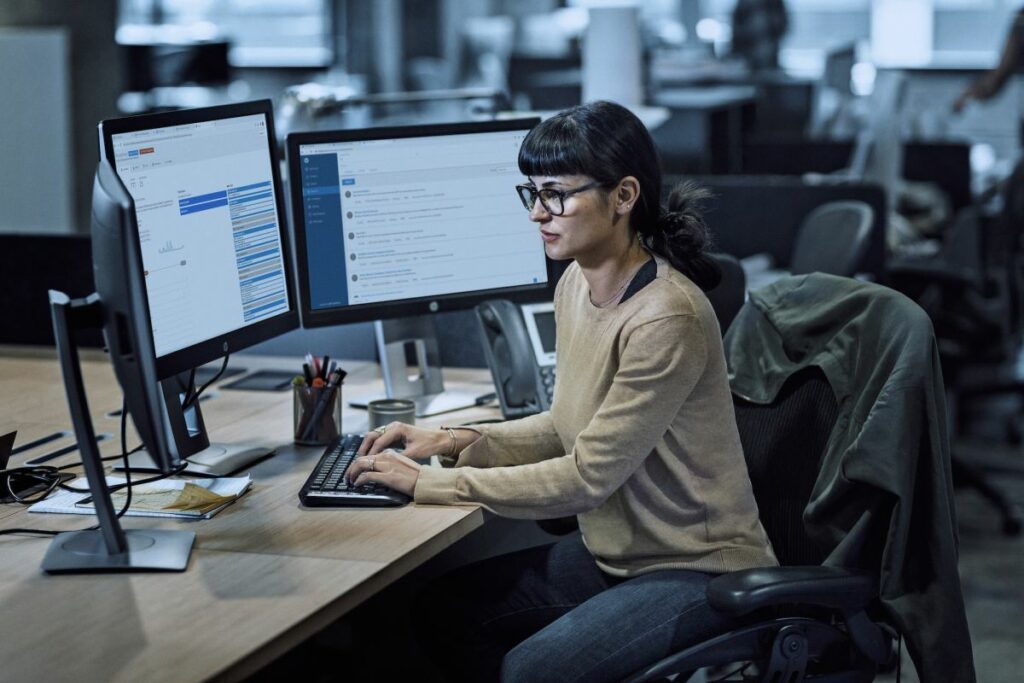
515, 181, 603, 216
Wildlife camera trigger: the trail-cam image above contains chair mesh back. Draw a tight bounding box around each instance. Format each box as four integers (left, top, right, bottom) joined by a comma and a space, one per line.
790, 200, 874, 277
733, 367, 839, 566
705, 253, 746, 334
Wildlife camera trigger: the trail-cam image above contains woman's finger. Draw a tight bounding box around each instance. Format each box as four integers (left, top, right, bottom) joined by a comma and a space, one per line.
345, 454, 375, 484
356, 430, 380, 455
367, 422, 405, 455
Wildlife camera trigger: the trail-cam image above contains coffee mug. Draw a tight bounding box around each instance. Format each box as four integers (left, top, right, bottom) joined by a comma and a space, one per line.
367, 398, 416, 431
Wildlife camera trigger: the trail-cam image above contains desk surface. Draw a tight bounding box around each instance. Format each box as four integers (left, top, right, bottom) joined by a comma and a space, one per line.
0, 349, 499, 682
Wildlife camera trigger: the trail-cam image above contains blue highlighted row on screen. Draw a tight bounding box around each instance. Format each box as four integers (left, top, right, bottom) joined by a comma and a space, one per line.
178, 181, 273, 215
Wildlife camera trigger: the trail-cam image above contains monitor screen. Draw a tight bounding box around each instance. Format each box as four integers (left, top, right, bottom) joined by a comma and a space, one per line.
288, 118, 551, 327
100, 100, 298, 378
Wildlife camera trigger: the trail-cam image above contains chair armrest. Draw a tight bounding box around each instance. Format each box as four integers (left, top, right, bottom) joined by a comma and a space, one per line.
707, 565, 878, 616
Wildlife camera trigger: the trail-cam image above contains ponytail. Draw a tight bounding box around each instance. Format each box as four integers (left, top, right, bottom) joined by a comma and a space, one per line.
640, 182, 721, 291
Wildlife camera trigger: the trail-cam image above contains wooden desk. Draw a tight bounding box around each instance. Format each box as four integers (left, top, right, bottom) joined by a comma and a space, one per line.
0, 349, 499, 682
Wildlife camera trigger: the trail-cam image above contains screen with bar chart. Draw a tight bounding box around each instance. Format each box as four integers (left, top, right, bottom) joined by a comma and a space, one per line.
109, 110, 290, 358
99, 100, 298, 380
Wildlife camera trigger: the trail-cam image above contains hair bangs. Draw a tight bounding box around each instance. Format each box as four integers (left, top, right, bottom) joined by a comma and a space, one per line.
517, 115, 589, 179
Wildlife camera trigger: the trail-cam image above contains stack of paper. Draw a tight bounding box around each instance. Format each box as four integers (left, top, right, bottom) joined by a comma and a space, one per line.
28, 475, 252, 520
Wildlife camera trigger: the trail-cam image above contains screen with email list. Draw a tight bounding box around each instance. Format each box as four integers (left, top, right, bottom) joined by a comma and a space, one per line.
296, 127, 548, 312
111, 113, 290, 358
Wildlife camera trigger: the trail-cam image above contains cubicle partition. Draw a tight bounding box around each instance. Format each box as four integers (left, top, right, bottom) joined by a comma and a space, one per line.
679, 175, 888, 279
740, 139, 972, 213
0, 234, 101, 346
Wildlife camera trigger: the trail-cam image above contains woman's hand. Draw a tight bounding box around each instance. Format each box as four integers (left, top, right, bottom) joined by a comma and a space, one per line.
357, 421, 450, 459
345, 449, 422, 497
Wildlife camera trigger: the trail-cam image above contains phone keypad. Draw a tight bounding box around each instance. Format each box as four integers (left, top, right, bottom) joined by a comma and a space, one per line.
540, 365, 556, 404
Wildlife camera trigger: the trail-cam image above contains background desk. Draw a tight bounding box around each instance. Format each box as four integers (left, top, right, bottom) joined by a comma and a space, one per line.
0, 348, 499, 682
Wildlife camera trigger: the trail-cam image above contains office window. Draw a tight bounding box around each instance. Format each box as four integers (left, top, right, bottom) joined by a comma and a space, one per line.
118, 0, 333, 67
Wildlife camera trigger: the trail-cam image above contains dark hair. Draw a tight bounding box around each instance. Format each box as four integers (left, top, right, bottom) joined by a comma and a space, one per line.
518, 100, 721, 291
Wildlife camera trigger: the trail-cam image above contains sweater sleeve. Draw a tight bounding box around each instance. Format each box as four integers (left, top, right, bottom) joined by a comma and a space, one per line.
449, 411, 565, 468
414, 314, 708, 517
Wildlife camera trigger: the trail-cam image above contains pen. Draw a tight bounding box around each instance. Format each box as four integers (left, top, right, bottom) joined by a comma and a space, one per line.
300, 368, 345, 441
320, 355, 331, 380
302, 362, 313, 384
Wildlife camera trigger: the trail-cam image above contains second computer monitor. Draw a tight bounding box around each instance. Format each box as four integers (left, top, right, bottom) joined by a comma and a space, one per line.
288, 118, 551, 414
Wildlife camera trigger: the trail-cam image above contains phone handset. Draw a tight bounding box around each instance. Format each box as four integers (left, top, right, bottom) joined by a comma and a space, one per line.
475, 299, 548, 419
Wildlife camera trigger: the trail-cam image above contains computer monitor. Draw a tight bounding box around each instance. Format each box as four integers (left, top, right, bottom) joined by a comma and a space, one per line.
287, 118, 552, 416
98, 100, 299, 473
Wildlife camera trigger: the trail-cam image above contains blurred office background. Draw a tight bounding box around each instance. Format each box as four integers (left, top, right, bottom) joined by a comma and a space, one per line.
2, 3, 1024, 679
3, 0, 1023, 236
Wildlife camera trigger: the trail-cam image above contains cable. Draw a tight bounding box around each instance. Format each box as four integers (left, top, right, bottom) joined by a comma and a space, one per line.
0, 396, 185, 538
115, 397, 133, 518
182, 353, 230, 410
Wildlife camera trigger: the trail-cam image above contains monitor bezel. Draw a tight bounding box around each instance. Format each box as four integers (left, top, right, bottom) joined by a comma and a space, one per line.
286, 117, 554, 329
99, 99, 299, 379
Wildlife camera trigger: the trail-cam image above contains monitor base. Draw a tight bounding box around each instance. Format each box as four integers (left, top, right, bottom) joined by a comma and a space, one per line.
350, 389, 479, 418
115, 442, 274, 477
42, 529, 195, 573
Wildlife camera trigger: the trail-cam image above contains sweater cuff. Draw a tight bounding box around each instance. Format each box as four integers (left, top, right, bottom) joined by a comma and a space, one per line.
413, 464, 462, 506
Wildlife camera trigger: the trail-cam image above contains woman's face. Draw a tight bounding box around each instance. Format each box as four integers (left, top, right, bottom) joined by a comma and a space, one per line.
524, 174, 620, 264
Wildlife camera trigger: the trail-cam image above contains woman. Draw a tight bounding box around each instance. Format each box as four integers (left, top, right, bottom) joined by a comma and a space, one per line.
347, 100, 777, 682
953, 9, 1024, 114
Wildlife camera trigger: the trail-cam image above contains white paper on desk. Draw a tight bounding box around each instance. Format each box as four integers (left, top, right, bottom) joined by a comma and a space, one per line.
28, 475, 252, 520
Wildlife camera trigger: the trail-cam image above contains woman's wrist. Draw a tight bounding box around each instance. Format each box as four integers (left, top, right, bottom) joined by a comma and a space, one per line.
439, 426, 482, 457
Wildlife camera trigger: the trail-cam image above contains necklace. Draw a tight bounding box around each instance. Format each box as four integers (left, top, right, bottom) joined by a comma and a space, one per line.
591, 261, 645, 308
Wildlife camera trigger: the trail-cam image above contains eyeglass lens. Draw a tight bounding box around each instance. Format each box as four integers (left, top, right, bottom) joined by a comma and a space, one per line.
517, 186, 563, 215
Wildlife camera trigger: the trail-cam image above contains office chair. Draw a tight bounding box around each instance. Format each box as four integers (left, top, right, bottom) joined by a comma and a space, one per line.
705, 252, 747, 333
743, 199, 875, 291
790, 200, 874, 278
626, 274, 974, 683
625, 372, 892, 683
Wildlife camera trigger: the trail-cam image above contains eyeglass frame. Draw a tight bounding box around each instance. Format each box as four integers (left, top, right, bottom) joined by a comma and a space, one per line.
515, 180, 605, 216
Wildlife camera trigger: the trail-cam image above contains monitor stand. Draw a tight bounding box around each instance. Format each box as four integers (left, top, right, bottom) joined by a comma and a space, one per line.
115, 372, 274, 476
44, 291, 193, 573
116, 443, 274, 477
349, 316, 478, 418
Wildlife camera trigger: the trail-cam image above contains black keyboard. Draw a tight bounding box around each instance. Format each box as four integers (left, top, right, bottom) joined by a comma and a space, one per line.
298, 434, 411, 507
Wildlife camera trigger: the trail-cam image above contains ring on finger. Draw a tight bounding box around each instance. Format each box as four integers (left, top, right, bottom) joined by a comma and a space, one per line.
374, 425, 387, 434
368, 456, 376, 472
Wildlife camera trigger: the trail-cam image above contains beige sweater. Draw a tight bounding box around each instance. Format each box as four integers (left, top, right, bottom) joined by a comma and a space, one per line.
415, 256, 777, 576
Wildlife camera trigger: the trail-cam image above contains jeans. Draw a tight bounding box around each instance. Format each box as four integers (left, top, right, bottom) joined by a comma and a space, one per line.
415, 533, 735, 682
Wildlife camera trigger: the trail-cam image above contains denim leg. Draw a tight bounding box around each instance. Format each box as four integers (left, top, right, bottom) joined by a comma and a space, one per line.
415, 533, 614, 682
501, 568, 735, 683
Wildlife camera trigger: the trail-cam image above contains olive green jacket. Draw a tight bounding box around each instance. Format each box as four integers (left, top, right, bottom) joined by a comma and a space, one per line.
725, 273, 975, 683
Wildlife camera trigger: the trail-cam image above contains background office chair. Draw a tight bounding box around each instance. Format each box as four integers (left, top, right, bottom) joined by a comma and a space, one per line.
743, 199, 875, 291
789, 200, 874, 277
627, 274, 973, 683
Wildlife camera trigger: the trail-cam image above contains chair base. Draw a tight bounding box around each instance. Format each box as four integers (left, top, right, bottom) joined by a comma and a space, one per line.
623, 616, 882, 683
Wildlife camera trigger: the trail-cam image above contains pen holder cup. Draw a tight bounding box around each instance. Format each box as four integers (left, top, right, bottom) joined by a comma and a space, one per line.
293, 384, 342, 446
